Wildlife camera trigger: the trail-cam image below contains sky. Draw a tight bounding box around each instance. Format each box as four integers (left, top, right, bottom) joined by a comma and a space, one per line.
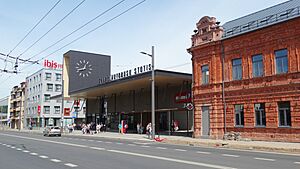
0, 0, 288, 97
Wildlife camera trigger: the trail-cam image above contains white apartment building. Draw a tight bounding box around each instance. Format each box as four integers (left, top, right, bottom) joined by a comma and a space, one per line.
25, 67, 85, 128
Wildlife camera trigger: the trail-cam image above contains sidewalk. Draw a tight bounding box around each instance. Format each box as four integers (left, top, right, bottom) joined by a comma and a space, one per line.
4, 128, 300, 155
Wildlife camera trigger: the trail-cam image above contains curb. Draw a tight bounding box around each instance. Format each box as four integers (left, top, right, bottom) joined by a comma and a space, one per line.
161, 139, 300, 155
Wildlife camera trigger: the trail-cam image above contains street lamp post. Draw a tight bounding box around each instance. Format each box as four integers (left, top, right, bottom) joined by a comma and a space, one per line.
141, 46, 155, 139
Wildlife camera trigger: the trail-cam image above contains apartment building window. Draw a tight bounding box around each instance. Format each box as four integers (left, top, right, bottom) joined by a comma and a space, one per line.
278, 101, 291, 127
255, 103, 266, 126
201, 65, 209, 85
54, 106, 60, 114
252, 54, 264, 77
44, 106, 50, 114
44, 94, 50, 102
55, 84, 62, 92
47, 83, 53, 91
45, 73, 51, 80
232, 58, 242, 80
235, 104, 244, 126
275, 49, 288, 74
56, 73, 62, 81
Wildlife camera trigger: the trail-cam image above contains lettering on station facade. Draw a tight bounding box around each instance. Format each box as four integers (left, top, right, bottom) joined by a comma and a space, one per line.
99, 64, 152, 85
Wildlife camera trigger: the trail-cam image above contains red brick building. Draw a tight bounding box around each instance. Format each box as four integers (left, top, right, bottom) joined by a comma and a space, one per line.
188, 0, 300, 142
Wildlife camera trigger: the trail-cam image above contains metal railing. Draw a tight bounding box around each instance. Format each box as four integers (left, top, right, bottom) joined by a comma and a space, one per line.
223, 6, 300, 38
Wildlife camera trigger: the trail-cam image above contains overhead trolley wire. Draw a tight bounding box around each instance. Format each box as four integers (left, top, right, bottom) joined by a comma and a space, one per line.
26, 0, 146, 67
7, 0, 62, 57
2, 0, 146, 84
18, 0, 86, 60
3, 0, 62, 70
21, 0, 126, 64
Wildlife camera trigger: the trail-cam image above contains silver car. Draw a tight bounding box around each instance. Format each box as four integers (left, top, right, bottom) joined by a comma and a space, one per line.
43, 126, 61, 137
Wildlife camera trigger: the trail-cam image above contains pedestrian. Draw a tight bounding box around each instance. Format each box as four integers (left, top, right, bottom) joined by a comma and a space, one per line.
137, 123, 141, 134
146, 123, 152, 139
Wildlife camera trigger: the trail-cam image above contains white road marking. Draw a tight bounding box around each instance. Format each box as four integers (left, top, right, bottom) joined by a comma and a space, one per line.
156, 147, 167, 150
97, 141, 102, 143
222, 154, 240, 158
1, 133, 236, 169
39, 155, 49, 159
116, 142, 123, 145
30, 153, 38, 156
174, 149, 187, 152
16, 148, 22, 151
105, 141, 112, 144
64, 163, 78, 168
107, 149, 236, 169
133, 142, 151, 145
0, 133, 88, 148
89, 147, 105, 151
294, 162, 300, 164
22, 150, 30, 153
6, 145, 11, 147
88, 140, 94, 142
196, 151, 211, 154
141, 145, 150, 148
254, 157, 275, 161
10, 146, 16, 149
51, 159, 62, 163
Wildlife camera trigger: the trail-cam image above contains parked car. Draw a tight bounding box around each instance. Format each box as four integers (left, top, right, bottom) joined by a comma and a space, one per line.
43, 126, 61, 137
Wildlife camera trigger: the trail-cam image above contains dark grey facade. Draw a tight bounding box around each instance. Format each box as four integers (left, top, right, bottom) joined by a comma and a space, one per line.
64, 50, 111, 94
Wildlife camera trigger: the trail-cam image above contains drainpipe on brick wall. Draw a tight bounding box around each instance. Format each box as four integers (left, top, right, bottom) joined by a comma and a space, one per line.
221, 41, 227, 136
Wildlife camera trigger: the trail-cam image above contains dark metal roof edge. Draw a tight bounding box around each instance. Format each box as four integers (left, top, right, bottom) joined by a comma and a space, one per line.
63, 50, 111, 58
69, 69, 192, 95
222, 0, 293, 27
221, 16, 300, 40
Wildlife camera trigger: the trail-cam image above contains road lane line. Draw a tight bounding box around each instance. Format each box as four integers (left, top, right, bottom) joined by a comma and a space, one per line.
39, 155, 49, 159
88, 140, 94, 142
116, 142, 123, 145
254, 157, 275, 161
16, 148, 22, 151
141, 145, 150, 148
174, 149, 187, 152
64, 163, 78, 168
222, 154, 240, 158
50, 159, 62, 163
128, 144, 136, 146
294, 162, 300, 164
0, 133, 88, 148
196, 151, 211, 154
89, 147, 105, 151
30, 152, 38, 156
97, 141, 102, 143
156, 147, 167, 150
105, 141, 112, 144
10, 146, 16, 149
0, 133, 236, 169
22, 150, 30, 153
107, 149, 236, 169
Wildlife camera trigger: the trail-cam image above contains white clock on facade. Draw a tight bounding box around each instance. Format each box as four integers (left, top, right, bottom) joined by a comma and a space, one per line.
75, 59, 92, 77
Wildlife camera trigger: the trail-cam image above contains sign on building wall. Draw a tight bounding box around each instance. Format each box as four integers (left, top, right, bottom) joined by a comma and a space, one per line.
43, 59, 63, 69
175, 91, 192, 103
64, 108, 70, 116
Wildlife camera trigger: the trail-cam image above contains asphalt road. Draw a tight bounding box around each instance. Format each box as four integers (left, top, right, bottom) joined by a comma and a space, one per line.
0, 131, 299, 169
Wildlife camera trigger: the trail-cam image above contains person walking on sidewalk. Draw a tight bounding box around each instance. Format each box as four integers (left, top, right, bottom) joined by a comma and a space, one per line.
137, 123, 141, 134
146, 123, 152, 139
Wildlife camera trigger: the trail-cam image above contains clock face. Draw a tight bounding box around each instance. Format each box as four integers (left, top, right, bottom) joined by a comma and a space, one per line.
75, 59, 92, 77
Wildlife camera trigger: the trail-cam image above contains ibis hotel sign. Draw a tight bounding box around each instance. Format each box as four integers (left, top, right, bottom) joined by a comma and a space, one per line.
43, 59, 63, 69
99, 64, 152, 84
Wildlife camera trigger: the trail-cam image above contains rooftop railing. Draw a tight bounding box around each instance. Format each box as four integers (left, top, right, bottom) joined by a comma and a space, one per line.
223, 6, 300, 38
